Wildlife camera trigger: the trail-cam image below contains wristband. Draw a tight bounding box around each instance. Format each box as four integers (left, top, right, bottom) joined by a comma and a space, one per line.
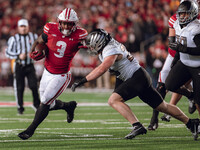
78, 77, 88, 86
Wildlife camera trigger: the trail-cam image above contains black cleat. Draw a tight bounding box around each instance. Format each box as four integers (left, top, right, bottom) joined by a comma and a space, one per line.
148, 119, 158, 131
125, 124, 147, 139
65, 101, 77, 123
17, 108, 24, 115
161, 114, 171, 122
18, 130, 33, 140
188, 99, 196, 114
189, 119, 199, 140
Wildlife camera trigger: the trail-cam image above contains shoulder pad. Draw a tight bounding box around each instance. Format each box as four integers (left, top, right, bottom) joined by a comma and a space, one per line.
190, 20, 200, 35
76, 26, 88, 40
43, 22, 58, 34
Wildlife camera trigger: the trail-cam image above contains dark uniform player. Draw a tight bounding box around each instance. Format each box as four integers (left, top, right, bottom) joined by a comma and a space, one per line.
71, 28, 200, 140
166, 1, 200, 119
6, 19, 40, 114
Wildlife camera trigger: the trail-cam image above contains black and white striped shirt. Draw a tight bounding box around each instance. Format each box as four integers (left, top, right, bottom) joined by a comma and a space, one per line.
6, 32, 38, 66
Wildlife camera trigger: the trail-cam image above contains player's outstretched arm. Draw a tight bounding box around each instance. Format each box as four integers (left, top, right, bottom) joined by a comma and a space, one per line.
71, 55, 118, 92
71, 77, 87, 92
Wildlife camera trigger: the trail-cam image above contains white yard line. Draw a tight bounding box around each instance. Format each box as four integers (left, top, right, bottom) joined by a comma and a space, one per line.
0, 102, 148, 107
0, 136, 193, 143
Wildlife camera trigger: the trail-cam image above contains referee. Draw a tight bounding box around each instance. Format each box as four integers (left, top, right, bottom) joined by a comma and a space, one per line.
6, 19, 40, 114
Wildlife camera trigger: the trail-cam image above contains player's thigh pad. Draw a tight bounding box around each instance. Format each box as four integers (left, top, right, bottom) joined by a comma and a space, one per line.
39, 69, 71, 105
114, 67, 152, 100
165, 61, 191, 91
139, 85, 163, 109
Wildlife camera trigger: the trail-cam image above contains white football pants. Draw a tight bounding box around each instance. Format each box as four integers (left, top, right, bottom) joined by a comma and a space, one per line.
158, 54, 174, 83
39, 69, 71, 109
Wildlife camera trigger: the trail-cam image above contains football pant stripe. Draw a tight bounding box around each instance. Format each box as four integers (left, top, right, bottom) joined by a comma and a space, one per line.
46, 73, 71, 105
49, 73, 71, 105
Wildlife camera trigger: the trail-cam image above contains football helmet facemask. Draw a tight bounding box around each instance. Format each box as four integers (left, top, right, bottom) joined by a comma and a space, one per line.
58, 8, 79, 36
177, 1, 199, 25
85, 29, 111, 55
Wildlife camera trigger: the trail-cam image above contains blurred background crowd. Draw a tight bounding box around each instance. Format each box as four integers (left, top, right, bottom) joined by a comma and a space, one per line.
0, 0, 180, 88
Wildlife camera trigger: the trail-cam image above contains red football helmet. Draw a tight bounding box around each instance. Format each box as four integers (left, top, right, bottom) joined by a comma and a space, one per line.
58, 8, 79, 36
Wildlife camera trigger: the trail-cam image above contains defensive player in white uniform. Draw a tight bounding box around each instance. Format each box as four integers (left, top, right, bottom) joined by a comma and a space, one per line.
71, 29, 200, 140
148, 1, 198, 130
166, 0, 200, 121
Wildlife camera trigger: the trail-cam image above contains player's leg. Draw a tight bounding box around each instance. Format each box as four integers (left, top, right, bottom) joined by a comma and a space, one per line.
49, 99, 77, 123
161, 92, 182, 122
108, 93, 139, 124
140, 84, 199, 140
164, 64, 192, 122
18, 70, 75, 140
148, 82, 166, 130
165, 61, 192, 99
108, 92, 147, 139
41, 71, 76, 123
111, 68, 151, 139
190, 67, 200, 117
185, 81, 196, 114
161, 80, 196, 122
18, 103, 50, 140
148, 54, 172, 130
156, 101, 199, 140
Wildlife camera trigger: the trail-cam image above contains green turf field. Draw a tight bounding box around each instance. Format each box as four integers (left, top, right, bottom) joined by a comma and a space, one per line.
0, 88, 199, 150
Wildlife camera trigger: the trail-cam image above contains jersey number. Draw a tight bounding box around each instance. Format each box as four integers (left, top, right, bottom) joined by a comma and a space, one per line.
176, 35, 187, 46
120, 44, 134, 62
54, 41, 67, 58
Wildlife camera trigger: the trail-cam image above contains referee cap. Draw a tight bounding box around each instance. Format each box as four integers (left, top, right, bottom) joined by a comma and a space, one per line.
18, 19, 29, 27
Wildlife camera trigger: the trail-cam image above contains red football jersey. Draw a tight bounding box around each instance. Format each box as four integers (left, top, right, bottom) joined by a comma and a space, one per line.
168, 14, 177, 57
43, 22, 88, 74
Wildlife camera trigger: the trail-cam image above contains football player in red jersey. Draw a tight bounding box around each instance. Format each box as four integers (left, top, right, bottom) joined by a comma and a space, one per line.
18, 8, 88, 140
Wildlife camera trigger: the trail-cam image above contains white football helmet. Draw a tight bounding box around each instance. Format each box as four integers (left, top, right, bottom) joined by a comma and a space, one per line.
58, 8, 79, 36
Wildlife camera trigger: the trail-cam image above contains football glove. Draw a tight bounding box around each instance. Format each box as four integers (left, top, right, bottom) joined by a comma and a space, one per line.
169, 42, 179, 51
169, 42, 187, 53
71, 77, 88, 92
29, 51, 45, 61
109, 69, 120, 76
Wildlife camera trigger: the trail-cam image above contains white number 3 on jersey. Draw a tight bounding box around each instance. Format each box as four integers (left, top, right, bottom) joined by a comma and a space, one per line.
54, 41, 66, 58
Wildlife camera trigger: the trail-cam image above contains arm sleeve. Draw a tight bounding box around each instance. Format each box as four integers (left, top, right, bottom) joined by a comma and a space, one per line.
168, 36, 175, 44
42, 33, 48, 43
186, 34, 200, 55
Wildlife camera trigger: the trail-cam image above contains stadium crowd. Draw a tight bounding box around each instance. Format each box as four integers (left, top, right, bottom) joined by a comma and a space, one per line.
0, 0, 179, 87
